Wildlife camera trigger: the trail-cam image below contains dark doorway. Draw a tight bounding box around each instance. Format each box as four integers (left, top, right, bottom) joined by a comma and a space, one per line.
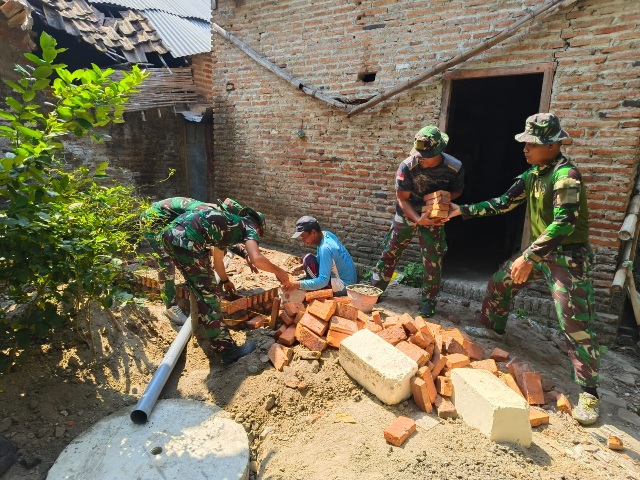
186, 122, 213, 202
443, 73, 543, 277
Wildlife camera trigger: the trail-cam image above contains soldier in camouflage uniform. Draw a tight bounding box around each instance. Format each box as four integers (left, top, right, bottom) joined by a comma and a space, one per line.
162, 207, 291, 364
449, 113, 600, 425
141, 197, 251, 325
371, 126, 464, 317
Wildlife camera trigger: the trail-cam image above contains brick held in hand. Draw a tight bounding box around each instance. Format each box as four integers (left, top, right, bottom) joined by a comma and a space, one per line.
423, 190, 451, 203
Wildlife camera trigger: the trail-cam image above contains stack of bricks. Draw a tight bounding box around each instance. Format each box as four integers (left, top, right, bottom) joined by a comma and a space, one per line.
421, 190, 450, 220
270, 289, 557, 428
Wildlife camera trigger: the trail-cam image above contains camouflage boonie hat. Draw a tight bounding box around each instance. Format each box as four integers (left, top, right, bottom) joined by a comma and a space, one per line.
515, 113, 570, 145
412, 125, 449, 158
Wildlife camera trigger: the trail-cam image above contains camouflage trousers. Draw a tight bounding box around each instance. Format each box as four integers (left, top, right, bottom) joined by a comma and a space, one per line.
162, 231, 233, 352
144, 232, 177, 309
481, 245, 600, 387
371, 214, 447, 304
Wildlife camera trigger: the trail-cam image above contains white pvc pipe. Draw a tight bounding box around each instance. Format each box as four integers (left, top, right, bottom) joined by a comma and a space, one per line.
130, 320, 192, 424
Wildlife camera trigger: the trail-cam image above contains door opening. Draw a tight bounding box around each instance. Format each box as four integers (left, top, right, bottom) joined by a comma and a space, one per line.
442, 73, 544, 277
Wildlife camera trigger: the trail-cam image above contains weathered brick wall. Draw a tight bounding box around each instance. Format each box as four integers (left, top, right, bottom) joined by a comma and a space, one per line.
211, 0, 640, 340
63, 108, 189, 200
191, 52, 214, 103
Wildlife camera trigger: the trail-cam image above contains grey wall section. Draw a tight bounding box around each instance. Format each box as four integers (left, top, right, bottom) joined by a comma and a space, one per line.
63, 108, 189, 200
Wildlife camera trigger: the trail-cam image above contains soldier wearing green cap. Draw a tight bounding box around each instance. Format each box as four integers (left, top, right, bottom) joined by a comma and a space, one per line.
141, 197, 255, 325
370, 125, 464, 317
161, 207, 290, 364
449, 113, 601, 425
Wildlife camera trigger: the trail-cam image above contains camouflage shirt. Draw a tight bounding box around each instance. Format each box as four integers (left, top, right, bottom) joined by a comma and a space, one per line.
166, 209, 260, 251
141, 197, 209, 229
460, 154, 589, 261
395, 152, 464, 216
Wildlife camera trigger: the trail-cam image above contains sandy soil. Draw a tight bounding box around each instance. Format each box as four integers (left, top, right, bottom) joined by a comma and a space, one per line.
1, 247, 640, 480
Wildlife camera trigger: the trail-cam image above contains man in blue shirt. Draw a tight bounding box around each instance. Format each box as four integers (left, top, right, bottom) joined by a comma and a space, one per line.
284, 216, 357, 295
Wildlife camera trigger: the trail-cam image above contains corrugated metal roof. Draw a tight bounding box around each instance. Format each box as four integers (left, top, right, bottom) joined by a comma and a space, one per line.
91, 0, 210, 21
144, 9, 210, 57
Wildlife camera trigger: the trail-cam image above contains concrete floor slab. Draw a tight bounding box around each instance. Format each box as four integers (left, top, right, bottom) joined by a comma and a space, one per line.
47, 399, 249, 480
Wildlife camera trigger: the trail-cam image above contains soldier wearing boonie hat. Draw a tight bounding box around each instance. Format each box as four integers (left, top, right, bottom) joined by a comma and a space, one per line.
448, 112, 601, 426
370, 125, 465, 318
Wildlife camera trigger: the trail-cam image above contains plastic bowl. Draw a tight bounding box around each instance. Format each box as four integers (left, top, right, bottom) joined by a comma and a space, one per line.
346, 284, 383, 313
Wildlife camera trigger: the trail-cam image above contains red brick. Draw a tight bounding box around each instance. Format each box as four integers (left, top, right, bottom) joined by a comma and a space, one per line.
383, 416, 416, 446
357, 310, 370, 323
283, 301, 305, 318
444, 353, 470, 369
304, 289, 334, 302
434, 394, 457, 419
396, 341, 429, 366
399, 312, 414, 330
295, 324, 327, 352
410, 377, 433, 413
436, 376, 453, 396
529, 408, 550, 427
327, 329, 351, 348
299, 312, 329, 337
273, 324, 287, 341
268, 343, 293, 371
443, 337, 466, 355
377, 324, 407, 345
278, 325, 297, 347
365, 322, 383, 333
462, 339, 483, 361
383, 315, 401, 328
307, 299, 336, 321
521, 372, 545, 405
333, 296, 352, 305
424, 322, 443, 337
430, 349, 448, 380
371, 310, 383, 326
247, 315, 266, 329
408, 331, 432, 349
416, 367, 437, 403
470, 359, 499, 375
501, 373, 525, 398
335, 302, 359, 321
329, 315, 359, 334
489, 347, 510, 362
279, 310, 294, 326
442, 328, 466, 345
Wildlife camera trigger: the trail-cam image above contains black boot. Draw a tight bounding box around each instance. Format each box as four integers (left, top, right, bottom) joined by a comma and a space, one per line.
220, 340, 256, 365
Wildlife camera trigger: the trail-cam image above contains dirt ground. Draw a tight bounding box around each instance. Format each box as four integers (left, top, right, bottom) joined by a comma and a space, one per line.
1, 247, 640, 479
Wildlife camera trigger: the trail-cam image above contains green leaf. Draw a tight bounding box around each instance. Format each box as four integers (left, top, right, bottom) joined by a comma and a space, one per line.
0, 112, 16, 121
14, 125, 42, 139
4, 80, 24, 93
22, 90, 36, 102
34, 66, 53, 79
5, 97, 22, 111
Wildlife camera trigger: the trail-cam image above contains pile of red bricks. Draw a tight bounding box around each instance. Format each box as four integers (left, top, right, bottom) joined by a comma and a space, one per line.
421, 190, 450, 220
267, 289, 568, 444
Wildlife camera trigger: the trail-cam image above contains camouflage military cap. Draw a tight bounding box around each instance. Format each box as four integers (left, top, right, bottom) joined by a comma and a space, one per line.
412, 125, 449, 158
515, 113, 569, 145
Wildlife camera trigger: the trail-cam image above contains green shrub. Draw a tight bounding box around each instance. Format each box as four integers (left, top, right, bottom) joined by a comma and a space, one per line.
398, 262, 424, 288
0, 32, 148, 371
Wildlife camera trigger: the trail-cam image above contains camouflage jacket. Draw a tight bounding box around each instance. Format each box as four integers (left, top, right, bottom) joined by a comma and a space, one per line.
166, 209, 259, 251
460, 154, 589, 262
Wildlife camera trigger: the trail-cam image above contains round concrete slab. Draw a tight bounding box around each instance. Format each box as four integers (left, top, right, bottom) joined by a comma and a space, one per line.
47, 399, 249, 480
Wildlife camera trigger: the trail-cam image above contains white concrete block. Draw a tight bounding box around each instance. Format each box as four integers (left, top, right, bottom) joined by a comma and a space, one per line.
451, 368, 532, 447
339, 329, 418, 405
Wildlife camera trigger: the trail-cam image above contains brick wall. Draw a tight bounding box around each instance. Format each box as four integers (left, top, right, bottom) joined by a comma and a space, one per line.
191, 52, 215, 103
63, 108, 189, 200
211, 0, 640, 341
